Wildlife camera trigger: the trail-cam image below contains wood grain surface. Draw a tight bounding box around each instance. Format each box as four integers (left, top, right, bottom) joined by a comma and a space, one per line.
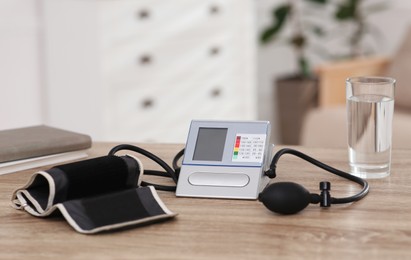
1, 143, 410, 259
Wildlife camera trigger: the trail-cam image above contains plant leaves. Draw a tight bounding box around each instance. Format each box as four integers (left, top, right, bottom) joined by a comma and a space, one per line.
305, 0, 328, 4
299, 57, 311, 78
335, 0, 358, 20
260, 4, 291, 43
260, 26, 280, 43
273, 4, 291, 25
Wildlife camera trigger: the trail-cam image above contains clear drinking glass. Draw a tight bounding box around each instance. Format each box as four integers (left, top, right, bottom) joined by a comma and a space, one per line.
346, 76, 395, 179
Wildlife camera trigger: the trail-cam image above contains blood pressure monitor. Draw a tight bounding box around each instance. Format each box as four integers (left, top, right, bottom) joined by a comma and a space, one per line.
176, 120, 272, 199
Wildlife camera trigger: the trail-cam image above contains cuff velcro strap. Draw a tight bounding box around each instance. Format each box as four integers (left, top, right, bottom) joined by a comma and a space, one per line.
11, 156, 176, 234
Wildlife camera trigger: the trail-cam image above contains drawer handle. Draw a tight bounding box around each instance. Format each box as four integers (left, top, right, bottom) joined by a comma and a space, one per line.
210, 88, 222, 98
141, 98, 155, 109
209, 5, 220, 15
137, 9, 150, 20
139, 54, 152, 65
209, 47, 220, 56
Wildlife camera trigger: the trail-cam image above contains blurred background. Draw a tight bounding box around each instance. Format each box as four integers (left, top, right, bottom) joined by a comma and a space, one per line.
1, 0, 410, 146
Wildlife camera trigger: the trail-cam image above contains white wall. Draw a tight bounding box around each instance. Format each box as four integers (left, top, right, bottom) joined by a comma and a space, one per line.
0, 0, 44, 130
256, 0, 411, 143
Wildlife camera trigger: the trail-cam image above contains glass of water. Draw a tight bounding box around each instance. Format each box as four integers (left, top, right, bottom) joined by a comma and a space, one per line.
346, 76, 395, 179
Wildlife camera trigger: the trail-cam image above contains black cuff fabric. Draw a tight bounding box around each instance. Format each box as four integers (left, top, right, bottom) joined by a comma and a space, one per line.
11, 156, 176, 234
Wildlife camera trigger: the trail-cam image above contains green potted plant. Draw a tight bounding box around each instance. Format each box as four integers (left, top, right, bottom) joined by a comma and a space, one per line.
316, 0, 389, 107
260, 0, 329, 145
334, 0, 388, 58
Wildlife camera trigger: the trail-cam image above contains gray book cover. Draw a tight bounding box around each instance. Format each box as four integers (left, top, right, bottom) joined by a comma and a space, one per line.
0, 125, 92, 163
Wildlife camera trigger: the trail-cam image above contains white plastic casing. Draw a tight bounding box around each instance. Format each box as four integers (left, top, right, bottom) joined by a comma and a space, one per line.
176, 120, 272, 200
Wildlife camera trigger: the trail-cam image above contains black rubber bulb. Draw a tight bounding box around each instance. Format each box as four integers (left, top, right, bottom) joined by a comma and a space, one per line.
258, 182, 311, 215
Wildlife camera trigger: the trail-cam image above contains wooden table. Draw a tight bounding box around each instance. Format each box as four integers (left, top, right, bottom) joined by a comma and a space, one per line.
1, 143, 411, 259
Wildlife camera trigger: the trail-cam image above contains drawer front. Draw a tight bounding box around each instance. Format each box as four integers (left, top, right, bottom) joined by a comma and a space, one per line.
106, 77, 250, 142
100, 0, 256, 142
99, 0, 234, 49
102, 35, 229, 87
42, 0, 256, 142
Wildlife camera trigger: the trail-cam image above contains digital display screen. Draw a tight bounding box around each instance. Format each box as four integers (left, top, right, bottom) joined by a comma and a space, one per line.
193, 128, 227, 161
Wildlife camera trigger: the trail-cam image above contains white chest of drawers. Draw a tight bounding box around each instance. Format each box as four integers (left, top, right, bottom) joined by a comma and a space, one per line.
42, 0, 257, 142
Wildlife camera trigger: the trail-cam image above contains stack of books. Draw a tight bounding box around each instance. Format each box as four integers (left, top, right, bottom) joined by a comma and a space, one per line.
0, 125, 92, 175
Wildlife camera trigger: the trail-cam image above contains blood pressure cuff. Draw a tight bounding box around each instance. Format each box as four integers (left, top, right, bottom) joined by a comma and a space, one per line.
11, 155, 177, 234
